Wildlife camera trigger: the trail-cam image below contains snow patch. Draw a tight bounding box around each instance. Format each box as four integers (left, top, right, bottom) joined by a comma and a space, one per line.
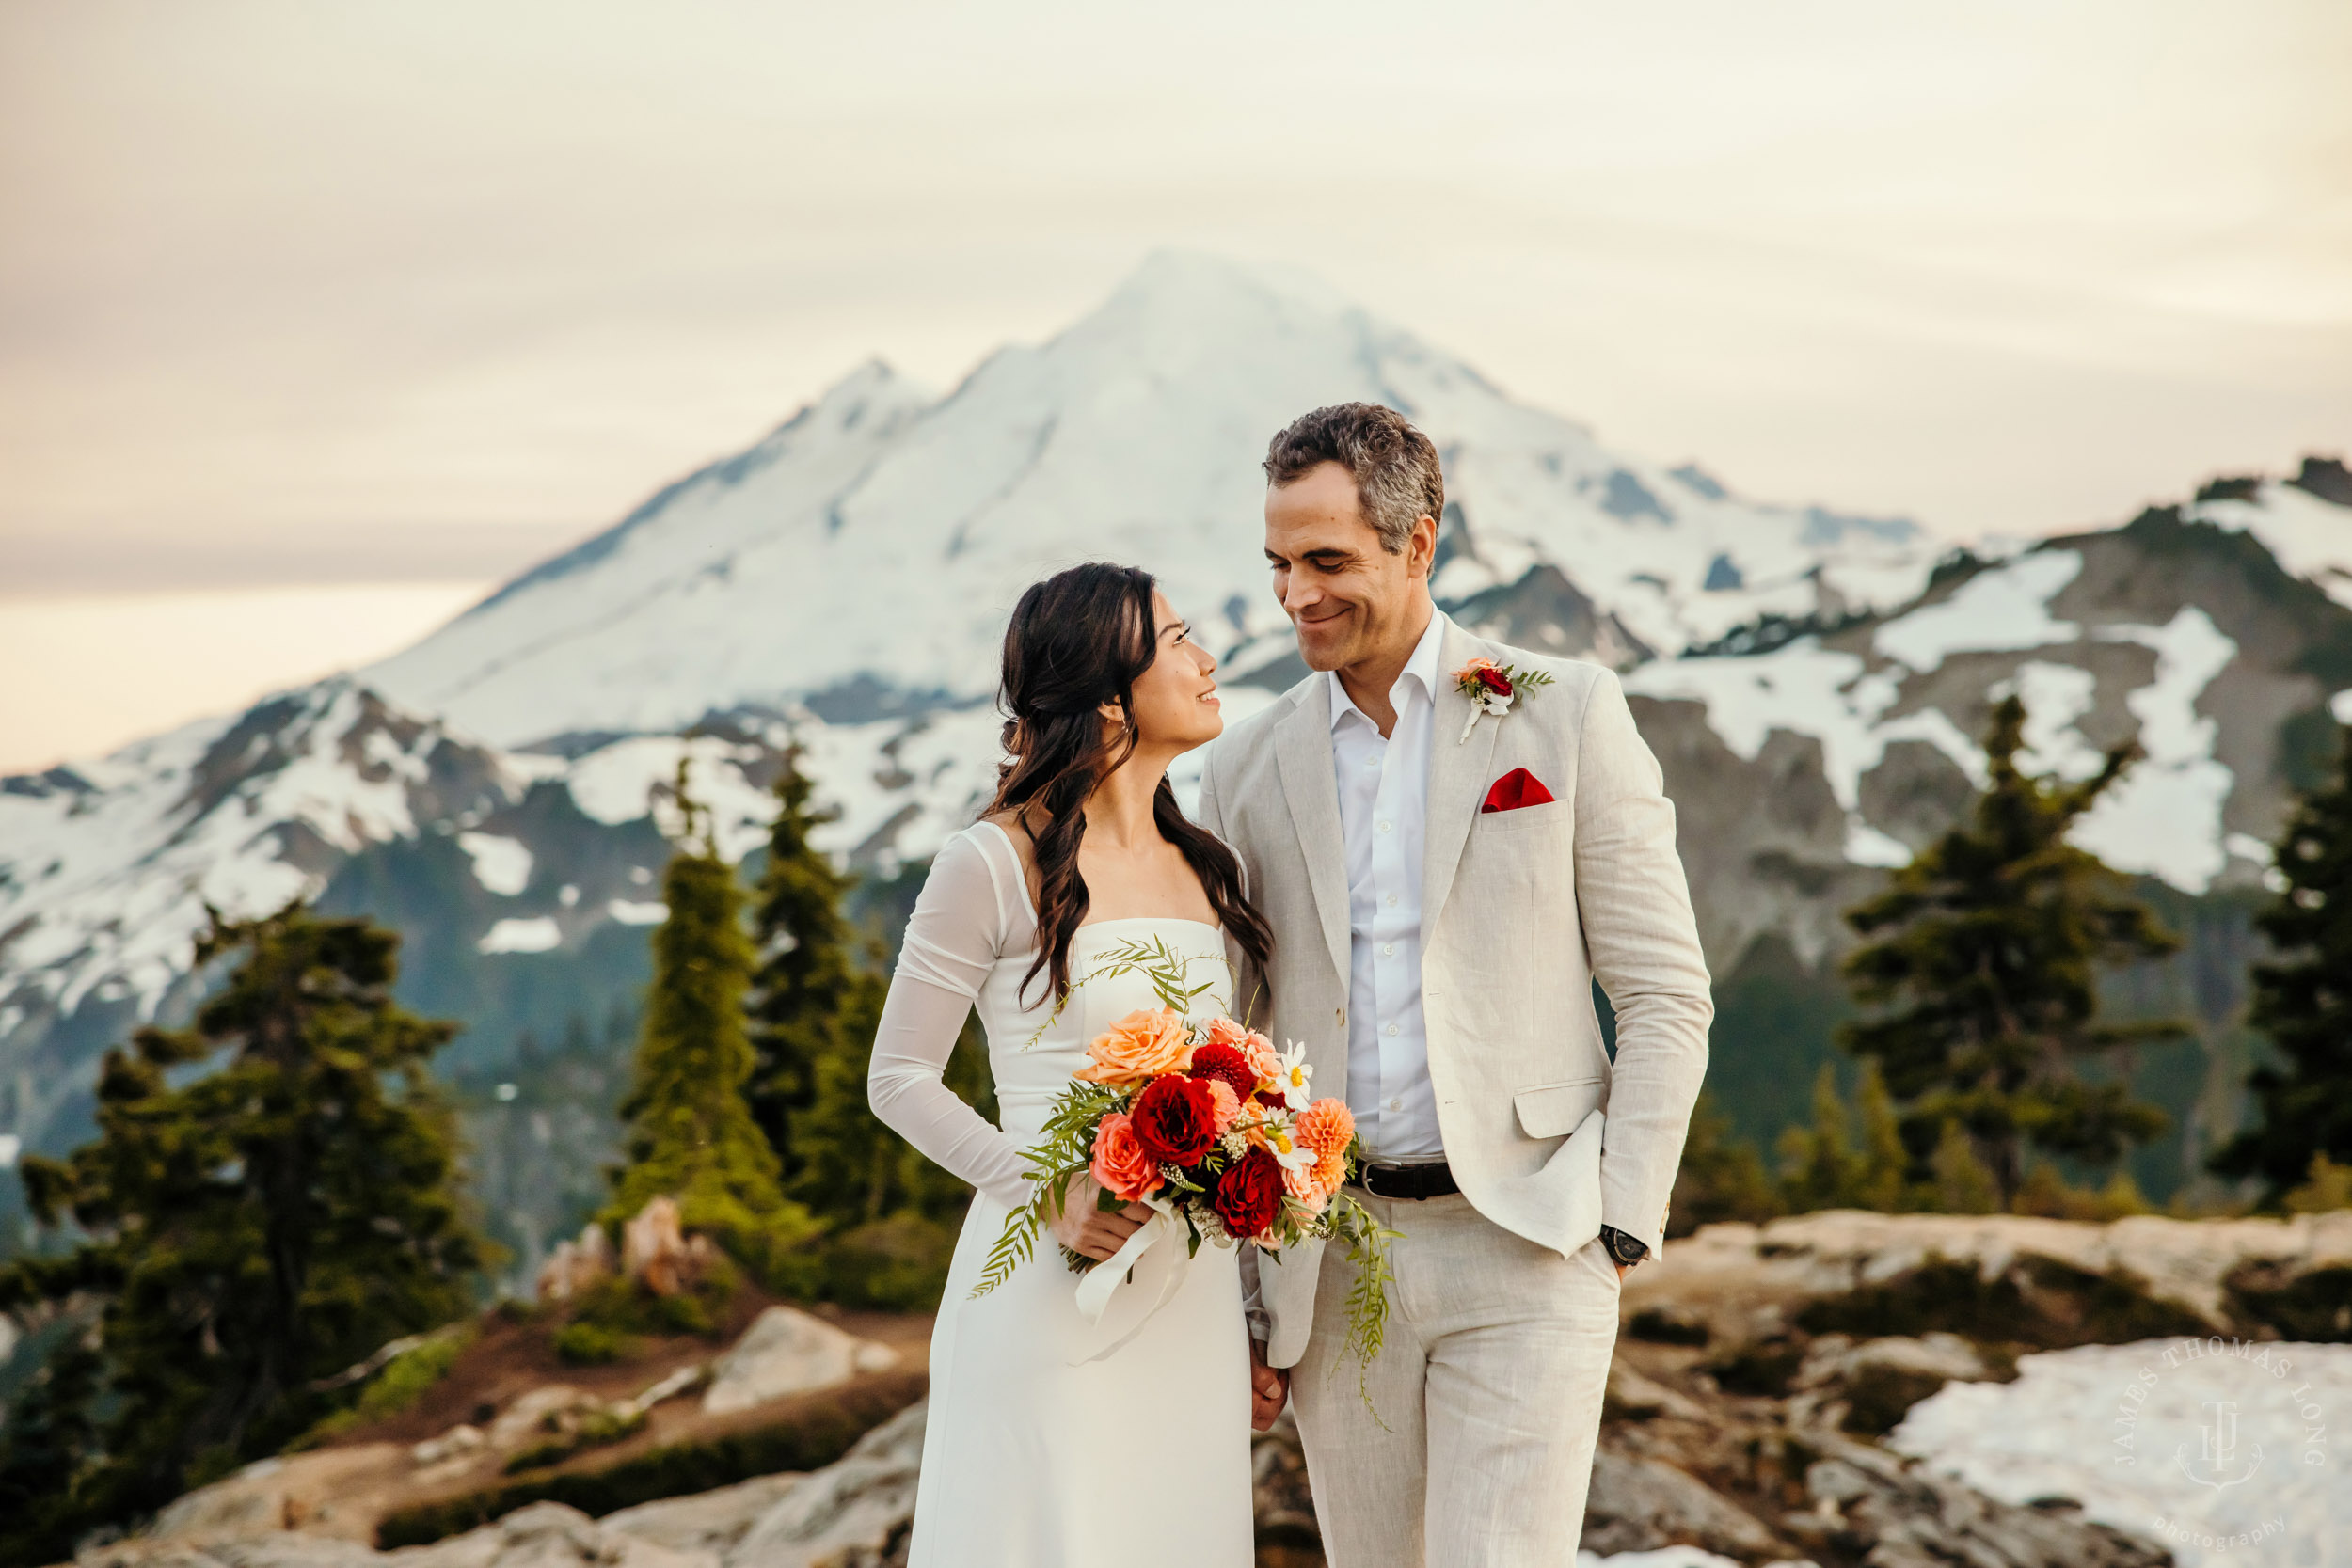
606, 900, 668, 925
1891, 1338, 2352, 1567
564, 736, 776, 863
2069, 610, 2238, 893
1994, 661, 2105, 781
478, 917, 562, 955
0, 1133, 18, 1168
1844, 822, 1914, 867
2332, 688, 2352, 723
1874, 550, 2083, 670
457, 832, 533, 896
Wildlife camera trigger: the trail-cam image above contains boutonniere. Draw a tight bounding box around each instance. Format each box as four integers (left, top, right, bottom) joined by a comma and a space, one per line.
1453, 657, 1553, 744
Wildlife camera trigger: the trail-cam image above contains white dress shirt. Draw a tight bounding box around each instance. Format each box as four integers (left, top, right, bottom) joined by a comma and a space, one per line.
1328, 609, 1449, 1160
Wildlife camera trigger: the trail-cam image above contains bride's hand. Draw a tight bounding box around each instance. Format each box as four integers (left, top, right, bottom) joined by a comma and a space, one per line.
1049, 1175, 1152, 1261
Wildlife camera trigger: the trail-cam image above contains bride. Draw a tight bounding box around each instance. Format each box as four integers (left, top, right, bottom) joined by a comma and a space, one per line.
866, 562, 1281, 1565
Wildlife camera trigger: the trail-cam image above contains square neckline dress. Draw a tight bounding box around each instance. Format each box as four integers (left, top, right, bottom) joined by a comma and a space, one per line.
867, 821, 1254, 1566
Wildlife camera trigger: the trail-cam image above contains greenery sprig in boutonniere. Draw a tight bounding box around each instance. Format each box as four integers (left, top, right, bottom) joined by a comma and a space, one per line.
1454, 657, 1553, 743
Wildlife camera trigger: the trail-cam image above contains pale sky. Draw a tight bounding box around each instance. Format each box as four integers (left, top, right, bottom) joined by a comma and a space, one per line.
2, 0, 2347, 771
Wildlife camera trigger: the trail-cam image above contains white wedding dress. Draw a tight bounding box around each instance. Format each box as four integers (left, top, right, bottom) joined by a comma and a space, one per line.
867, 822, 1254, 1567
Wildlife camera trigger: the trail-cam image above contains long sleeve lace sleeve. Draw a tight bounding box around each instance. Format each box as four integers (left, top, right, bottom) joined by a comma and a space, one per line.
866, 832, 1032, 1212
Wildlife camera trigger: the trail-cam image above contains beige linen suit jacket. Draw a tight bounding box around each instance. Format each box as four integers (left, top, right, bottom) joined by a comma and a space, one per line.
1197, 616, 1713, 1370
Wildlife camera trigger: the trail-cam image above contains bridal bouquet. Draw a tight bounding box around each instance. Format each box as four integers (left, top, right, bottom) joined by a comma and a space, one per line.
972, 944, 1394, 1370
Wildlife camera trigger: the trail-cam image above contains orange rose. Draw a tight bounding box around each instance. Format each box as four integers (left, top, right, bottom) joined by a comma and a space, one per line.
1074, 1007, 1195, 1085
1240, 1031, 1284, 1089
1201, 1016, 1251, 1051
1283, 1160, 1329, 1215
1089, 1111, 1163, 1203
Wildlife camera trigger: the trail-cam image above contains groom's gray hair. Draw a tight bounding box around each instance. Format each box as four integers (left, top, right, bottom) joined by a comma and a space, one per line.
1263, 403, 1445, 555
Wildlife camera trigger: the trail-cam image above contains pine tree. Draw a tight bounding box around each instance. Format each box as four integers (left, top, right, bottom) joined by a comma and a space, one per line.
1666, 1092, 1784, 1234
0, 904, 488, 1549
745, 750, 862, 1176
2212, 721, 2352, 1201
1839, 693, 2184, 1207
743, 752, 998, 1305
1776, 1062, 1911, 1213
0, 1334, 104, 1566
605, 765, 817, 1279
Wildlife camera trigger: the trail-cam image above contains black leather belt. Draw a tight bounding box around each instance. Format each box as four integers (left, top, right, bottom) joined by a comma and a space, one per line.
1356, 1160, 1460, 1201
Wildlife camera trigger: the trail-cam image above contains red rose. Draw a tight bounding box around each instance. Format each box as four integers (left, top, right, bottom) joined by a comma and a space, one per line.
1212, 1145, 1282, 1239
1187, 1042, 1256, 1101
1130, 1074, 1219, 1165
1475, 666, 1513, 696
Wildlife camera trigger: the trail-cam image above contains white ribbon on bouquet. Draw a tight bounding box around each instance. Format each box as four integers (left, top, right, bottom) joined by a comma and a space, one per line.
1066, 1200, 1201, 1366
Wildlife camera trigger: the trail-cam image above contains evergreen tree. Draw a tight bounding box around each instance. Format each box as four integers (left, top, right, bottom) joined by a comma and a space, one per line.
2213, 721, 2352, 1201
605, 765, 817, 1278
0, 904, 487, 1551
744, 750, 862, 1176
1839, 693, 2183, 1206
1666, 1092, 1784, 1235
1776, 1062, 1910, 1212
0, 1334, 104, 1566
790, 991, 993, 1227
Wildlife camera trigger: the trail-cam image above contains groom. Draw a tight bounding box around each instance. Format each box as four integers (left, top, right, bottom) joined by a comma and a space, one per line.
1198, 404, 1713, 1565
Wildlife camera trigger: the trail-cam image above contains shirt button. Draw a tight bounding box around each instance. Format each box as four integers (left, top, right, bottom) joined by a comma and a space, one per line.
1377, 819, 1391, 833
1388, 1097, 1403, 1111
1381, 942, 1395, 958
1385, 893, 1398, 907
1385, 1022, 1399, 1037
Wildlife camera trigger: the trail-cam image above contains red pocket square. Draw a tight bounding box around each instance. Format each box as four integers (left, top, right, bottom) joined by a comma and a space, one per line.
1481, 768, 1555, 814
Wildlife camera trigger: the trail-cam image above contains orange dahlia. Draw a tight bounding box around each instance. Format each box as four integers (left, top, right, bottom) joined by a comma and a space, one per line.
1295, 1098, 1355, 1192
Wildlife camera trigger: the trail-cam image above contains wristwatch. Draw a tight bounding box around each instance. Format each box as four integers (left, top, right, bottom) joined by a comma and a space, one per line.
1598, 1225, 1650, 1268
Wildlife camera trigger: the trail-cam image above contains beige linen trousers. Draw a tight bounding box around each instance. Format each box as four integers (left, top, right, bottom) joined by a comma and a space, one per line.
1198, 616, 1713, 1567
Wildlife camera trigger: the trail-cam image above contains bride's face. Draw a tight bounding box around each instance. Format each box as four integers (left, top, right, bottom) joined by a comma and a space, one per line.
1113, 591, 1222, 752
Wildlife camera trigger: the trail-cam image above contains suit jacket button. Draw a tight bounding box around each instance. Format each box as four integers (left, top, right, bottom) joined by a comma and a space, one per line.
1335, 1007, 1345, 1026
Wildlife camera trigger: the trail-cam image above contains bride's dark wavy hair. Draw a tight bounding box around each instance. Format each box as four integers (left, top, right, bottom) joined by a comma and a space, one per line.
989, 562, 1274, 1007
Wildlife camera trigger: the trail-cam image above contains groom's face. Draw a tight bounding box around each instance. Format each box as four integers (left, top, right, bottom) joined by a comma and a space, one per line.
1263, 461, 1436, 674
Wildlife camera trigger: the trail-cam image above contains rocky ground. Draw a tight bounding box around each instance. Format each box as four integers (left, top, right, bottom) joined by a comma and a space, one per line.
64, 1210, 2352, 1568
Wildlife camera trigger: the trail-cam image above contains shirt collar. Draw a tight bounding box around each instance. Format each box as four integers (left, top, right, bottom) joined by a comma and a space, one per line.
1327, 609, 1449, 733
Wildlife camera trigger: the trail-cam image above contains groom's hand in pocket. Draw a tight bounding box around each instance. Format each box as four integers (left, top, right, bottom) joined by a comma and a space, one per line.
1048, 1175, 1152, 1261
1248, 1339, 1289, 1431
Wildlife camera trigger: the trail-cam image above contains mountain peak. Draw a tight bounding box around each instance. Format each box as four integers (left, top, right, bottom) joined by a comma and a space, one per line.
1102, 247, 1358, 323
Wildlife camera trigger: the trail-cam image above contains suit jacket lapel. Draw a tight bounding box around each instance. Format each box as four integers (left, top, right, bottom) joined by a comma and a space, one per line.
1422, 618, 1502, 932
1273, 679, 1352, 989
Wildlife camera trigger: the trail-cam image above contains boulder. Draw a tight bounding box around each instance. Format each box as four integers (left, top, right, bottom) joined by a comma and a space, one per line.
1631, 1209, 2352, 1344
534, 1225, 614, 1305
1581, 1449, 1788, 1560
725, 1402, 926, 1568
391, 1503, 709, 1568
1795, 1435, 2169, 1568
701, 1307, 898, 1418
599, 1477, 802, 1558
621, 1198, 712, 1298
145, 1445, 411, 1544
1787, 1331, 1994, 1434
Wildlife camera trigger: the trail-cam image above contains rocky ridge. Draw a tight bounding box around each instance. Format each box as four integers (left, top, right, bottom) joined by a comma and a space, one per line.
69, 1212, 2352, 1568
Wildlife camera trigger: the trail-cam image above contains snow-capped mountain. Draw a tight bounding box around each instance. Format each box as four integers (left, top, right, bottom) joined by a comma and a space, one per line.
363, 251, 1937, 748
5, 252, 2349, 1268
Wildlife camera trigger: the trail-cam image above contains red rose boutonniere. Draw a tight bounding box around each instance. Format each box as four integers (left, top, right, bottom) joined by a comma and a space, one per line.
1453, 657, 1554, 744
